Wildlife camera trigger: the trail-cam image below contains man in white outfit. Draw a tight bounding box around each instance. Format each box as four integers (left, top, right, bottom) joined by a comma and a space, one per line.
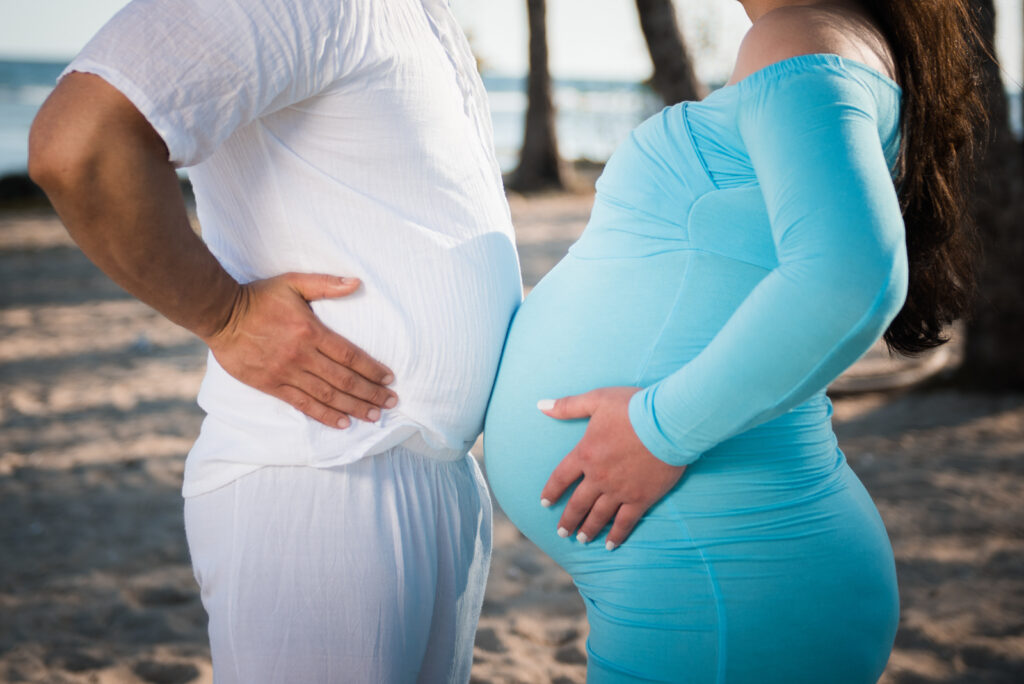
28, 0, 522, 681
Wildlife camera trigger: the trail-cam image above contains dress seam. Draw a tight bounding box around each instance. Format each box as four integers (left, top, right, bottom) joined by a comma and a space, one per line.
631, 259, 690, 385
680, 102, 721, 193
672, 506, 727, 684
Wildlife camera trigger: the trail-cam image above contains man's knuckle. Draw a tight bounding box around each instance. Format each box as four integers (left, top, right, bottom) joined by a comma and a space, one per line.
294, 321, 317, 341
339, 345, 357, 366
338, 373, 357, 392
277, 344, 301, 365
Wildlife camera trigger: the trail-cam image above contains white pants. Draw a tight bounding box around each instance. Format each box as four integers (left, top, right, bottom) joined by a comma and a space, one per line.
183, 448, 492, 683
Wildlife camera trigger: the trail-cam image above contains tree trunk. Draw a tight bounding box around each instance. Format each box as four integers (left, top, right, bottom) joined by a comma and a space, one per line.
510, 0, 564, 192
958, 0, 1024, 388
634, 0, 706, 104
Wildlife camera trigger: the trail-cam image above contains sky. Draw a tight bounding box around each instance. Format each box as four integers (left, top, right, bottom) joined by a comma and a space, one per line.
0, 0, 1021, 86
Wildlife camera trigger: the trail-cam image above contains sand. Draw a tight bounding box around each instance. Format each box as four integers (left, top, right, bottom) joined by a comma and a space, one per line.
1, 192, 1022, 683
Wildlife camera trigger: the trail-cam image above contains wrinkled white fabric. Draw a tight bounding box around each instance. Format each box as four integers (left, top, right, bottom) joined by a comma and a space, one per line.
184, 448, 492, 683
62, 0, 522, 497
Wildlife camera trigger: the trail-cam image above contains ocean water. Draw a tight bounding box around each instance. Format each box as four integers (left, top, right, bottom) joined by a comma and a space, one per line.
0, 58, 662, 177
0, 60, 65, 176
485, 73, 662, 172
2, 58, 1021, 178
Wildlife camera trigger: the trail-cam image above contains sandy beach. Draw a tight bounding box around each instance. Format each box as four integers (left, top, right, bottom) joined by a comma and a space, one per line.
1, 190, 1022, 683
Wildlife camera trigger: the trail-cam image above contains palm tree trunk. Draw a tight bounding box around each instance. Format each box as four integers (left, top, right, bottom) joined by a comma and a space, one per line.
959, 0, 1024, 388
634, 0, 706, 104
510, 0, 564, 192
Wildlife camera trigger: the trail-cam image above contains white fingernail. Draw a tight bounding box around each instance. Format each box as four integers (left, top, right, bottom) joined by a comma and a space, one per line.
557, 527, 569, 538
337, 416, 350, 429
576, 532, 589, 543
605, 541, 617, 551
540, 498, 552, 507
537, 399, 556, 411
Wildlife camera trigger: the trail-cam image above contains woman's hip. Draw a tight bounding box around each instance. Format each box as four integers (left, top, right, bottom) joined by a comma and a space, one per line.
497, 461, 897, 682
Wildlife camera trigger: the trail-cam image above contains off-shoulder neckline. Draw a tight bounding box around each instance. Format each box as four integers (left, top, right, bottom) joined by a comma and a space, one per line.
720, 53, 902, 93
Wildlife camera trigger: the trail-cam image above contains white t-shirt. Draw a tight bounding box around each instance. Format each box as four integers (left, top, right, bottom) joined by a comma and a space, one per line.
63, 0, 522, 497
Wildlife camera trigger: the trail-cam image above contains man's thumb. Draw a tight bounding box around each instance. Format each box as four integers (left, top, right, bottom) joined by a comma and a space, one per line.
285, 273, 361, 301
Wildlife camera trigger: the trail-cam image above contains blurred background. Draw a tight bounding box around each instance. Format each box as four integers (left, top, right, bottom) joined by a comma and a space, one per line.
1, 0, 1021, 178
1, 1, 1022, 683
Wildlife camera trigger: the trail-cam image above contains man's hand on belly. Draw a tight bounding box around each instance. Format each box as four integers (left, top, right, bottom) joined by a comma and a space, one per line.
537, 387, 686, 550
27, 75, 396, 431
203, 273, 398, 429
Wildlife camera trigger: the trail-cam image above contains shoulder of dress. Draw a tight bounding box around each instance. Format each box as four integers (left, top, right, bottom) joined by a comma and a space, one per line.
730, 8, 850, 85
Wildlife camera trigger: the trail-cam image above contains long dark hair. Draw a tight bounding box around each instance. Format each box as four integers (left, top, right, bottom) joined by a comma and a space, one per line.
859, 0, 987, 355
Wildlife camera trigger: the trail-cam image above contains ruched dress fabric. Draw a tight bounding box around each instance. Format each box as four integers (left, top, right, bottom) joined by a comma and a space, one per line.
484, 55, 905, 683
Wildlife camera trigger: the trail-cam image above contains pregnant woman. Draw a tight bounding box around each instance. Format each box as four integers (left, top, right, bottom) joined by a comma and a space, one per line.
484, 0, 984, 681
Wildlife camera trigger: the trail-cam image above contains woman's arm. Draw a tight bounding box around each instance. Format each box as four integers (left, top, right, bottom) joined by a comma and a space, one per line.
539, 50, 907, 548
627, 65, 906, 466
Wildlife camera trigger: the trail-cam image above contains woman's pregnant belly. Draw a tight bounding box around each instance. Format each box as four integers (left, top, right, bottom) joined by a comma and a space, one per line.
485, 247, 772, 530
483, 250, 899, 681
483, 246, 888, 535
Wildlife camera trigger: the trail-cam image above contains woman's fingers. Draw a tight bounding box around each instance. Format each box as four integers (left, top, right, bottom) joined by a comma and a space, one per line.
538, 386, 686, 551
575, 495, 620, 544
605, 504, 645, 550
540, 453, 584, 507
556, 479, 600, 539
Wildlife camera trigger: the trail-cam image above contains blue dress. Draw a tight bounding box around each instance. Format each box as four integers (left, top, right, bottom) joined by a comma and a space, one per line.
483, 54, 905, 683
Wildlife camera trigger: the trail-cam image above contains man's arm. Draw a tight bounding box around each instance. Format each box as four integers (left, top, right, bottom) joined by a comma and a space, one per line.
29, 73, 397, 429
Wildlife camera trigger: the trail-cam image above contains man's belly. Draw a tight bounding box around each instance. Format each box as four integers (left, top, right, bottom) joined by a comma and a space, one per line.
197, 230, 521, 456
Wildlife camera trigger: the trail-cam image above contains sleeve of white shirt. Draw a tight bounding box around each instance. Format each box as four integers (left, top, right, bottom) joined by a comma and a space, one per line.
61, 0, 349, 167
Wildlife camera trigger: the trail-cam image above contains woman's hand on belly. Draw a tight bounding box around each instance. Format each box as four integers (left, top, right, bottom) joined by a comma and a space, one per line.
538, 387, 686, 550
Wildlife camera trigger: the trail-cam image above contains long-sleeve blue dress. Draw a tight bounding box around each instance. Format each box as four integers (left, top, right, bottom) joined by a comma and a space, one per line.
483, 54, 905, 683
